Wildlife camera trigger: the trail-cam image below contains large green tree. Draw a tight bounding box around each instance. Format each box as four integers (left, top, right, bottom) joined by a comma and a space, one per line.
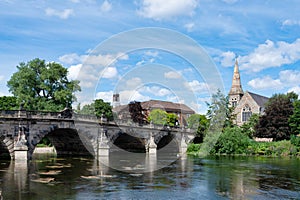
77, 99, 113, 121
7, 58, 81, 111
289, 99, 300, 135
255, 92, 298, 141
148, 109, 168, 125
0, 96, 18, 110
187, 114, 209, 142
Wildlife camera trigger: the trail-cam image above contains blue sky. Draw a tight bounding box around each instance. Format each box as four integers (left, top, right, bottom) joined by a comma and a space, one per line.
1, 0, 300, 113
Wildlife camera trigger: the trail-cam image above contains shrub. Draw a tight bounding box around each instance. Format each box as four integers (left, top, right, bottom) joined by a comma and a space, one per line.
290, 134, 300, 147
187, 143, 201, 153
213, 126, 250, 154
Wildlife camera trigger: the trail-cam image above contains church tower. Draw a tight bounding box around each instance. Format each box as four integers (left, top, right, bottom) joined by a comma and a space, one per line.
229, 59, 244, 107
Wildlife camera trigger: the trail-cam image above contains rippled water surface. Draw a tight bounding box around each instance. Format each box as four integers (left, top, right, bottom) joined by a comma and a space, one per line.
0, 154, 299, 199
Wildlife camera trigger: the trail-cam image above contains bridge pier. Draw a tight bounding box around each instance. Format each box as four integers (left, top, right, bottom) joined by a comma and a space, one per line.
98, 126, 110, 157
179, 133, 189, 154
146, 133, 157, 154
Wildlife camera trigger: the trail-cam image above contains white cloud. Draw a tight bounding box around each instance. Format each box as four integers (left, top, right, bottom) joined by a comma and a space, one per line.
100, 0, 112, 12
239, 39, 300, 72
0, 75, 4, 81
144, 50, 159, 57
279, 70, 300, 85
138, 0, 198, 20
143, 86, 172, 97
282, 19, 300, 26
125, 77, 142, 89
164, 71, 181, 79
119, 90, 150, 103
59, 53, 81, 64
95, 91, 113, 103
288, 86, 300, 96
68, 64, 82, 80
220, 51, 236, 67
185, 80, 210, 93
184, 22, 195, 32
222, 0, 238, 4
247, 76, 282, 90
101, 67, 118, 79
45, 8, 74, 19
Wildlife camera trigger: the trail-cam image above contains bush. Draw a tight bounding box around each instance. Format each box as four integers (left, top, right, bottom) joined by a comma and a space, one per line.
187, 143, 201, 153
290, 134, 300, 147
213, 126, 250, 154
247, 140, 298, 156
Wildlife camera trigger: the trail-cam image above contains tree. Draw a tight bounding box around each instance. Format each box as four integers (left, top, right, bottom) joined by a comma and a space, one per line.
0, 96, 18, 110
77, 99, 113, 121
7, 58, 81, 111
206, 89, 234, 129
241, 114, 259, 138
94, 99, 113, 121
128, 101, 146, 124
255, 92, 298, 141
148, 109, 168, 125
187, 114, 209, 142
289, 99, 300, 135
166, 113, 179, 127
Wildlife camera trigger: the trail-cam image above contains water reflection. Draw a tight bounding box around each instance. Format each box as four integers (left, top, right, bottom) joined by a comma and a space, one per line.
0, 155, 300, 199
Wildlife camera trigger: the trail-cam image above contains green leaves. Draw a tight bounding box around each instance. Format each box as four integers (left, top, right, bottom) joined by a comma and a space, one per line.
7, 58, 81, 111
148, 109, 179, 127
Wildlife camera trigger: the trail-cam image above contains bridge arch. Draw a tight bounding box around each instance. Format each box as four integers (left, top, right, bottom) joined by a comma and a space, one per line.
30, 127, 93, 157
111, 132, 147, 153
0, 136, 13, 159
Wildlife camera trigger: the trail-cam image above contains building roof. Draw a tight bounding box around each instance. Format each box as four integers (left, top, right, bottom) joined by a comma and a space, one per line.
141, 100, 195, 114
113, 100, 195, 114
247, 91, 269, 107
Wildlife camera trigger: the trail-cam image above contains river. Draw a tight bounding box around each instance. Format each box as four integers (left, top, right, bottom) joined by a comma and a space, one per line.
0, 153, 299, 199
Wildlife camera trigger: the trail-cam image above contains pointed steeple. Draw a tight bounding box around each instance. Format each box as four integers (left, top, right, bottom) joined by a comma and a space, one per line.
229, 59, 243, 96
228, 58, 244, 107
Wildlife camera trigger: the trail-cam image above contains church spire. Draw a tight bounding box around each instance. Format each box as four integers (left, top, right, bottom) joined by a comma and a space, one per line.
229, 58, 243, 107
229, 59, 243, 95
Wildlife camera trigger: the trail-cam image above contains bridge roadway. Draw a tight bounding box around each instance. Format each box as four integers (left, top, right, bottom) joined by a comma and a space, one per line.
0, 109, 196, 160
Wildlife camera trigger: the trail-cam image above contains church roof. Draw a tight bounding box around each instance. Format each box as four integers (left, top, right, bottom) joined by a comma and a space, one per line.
247, 92, 269, 107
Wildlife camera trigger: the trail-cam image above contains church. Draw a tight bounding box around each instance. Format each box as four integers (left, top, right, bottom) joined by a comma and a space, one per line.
228, 60, 269, 126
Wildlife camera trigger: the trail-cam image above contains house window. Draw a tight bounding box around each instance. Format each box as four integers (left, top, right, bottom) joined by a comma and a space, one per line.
232, 101, 237, 107
242, 105, 252, 122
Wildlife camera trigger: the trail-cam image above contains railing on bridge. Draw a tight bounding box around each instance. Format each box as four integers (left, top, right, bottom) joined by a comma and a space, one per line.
0, 110, 195, 133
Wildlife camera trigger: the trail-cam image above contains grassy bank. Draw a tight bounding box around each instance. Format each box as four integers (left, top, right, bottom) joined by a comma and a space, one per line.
187, 140, 300, 157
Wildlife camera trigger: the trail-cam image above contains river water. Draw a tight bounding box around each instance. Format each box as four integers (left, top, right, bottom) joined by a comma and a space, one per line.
0, 153, 299, 200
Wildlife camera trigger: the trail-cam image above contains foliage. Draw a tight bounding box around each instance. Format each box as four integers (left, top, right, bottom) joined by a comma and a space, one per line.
290, 134, 300, 147
94, 99, 113, 120
187, 114, 209, 142
37, 137, 52, 147
148, 109, 168, 125
7, 58, 81, 111
289, 100, 300, 135
241, 114, 259, 138
166, 113, 178, 127
187, 143, 201, 154
77, 99, 113, 121
246, 140, 298, 156
213, 126, 250, 154
128, 101, 146, 124
255, 92, 298, 141
206, 89, 234, 129
0, 96, 18, 110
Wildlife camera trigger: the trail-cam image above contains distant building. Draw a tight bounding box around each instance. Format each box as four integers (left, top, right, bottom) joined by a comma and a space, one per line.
228, 60, 269, 126
113, 98, 195, 126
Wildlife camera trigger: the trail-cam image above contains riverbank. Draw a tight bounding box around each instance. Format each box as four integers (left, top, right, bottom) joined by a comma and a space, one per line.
34, 147, 56, 154
187, 140, 300, 157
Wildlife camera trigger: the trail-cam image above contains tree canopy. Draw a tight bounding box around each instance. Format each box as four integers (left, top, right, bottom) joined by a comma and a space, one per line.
77, 99, 113, 121
7, 58, 81, 111
289, 99, 300, 135
128, 101, 146, 124
0, 96, 18, 110
255, 92, 298, 141
187, 114, 209, 141
148, 109, 168, 125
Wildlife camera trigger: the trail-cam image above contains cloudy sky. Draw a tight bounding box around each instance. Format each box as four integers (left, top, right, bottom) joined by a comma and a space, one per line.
1, 0, 300, 113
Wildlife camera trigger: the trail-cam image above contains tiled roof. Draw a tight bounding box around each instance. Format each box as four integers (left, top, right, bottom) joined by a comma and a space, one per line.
248, 92, 269, 107
141, 100, 195, 114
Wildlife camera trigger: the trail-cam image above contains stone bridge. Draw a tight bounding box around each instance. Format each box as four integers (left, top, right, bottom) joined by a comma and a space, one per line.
0, 109, 196, 160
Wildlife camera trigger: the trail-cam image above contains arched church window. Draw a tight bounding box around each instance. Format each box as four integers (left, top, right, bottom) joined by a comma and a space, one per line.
242, 104, 252, 122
